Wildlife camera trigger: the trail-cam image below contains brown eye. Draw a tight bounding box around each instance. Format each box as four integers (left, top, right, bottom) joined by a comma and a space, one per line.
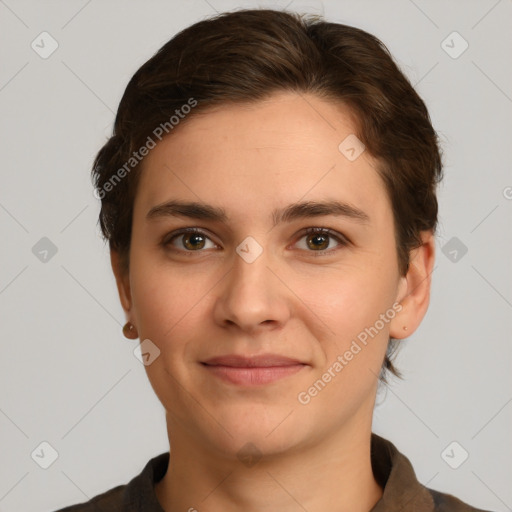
296, 227, 348, 255
306, 232, 330, 250
164, 228, 216, 252
182, 232, 206, 250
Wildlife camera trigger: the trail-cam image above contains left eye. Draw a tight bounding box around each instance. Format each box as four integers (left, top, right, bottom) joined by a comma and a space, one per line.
163, 227, 348, 254
295, 227, 347, 254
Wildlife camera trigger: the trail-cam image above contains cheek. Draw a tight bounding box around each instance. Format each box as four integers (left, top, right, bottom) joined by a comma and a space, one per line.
294, 256, 398, 335
129, 250, 210, 347
290, 256, 398, 396
297, 270, 395, 403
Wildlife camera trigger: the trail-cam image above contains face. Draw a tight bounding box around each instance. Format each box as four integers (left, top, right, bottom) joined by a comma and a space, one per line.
113, 91, 432, 458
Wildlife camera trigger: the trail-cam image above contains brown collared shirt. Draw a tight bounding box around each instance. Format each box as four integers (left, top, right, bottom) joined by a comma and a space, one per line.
52, 434, 494, 511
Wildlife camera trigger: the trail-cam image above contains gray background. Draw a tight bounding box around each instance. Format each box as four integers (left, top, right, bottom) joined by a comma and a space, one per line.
1, 0, 511, 510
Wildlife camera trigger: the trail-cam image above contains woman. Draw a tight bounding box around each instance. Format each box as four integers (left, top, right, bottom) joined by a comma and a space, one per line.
55, 8, 493, 512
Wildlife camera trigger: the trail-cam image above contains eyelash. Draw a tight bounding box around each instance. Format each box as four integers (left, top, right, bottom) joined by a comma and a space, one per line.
162, 227, 349, 257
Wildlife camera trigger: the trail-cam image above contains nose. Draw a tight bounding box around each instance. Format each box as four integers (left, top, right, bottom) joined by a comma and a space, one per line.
212, 241, 291, 333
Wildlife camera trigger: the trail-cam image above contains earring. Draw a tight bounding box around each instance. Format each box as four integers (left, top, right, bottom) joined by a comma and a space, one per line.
403, 326, 408, 331
123, 322, 138, 339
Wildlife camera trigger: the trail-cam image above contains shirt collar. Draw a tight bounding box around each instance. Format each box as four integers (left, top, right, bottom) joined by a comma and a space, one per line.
124, 433, 434, 511
370, 433, 434, 511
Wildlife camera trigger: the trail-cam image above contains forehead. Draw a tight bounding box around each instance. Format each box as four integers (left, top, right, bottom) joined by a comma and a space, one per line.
134, 92, 391, 227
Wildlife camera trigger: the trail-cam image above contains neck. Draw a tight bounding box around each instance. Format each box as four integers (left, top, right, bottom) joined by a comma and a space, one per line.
155, 416, 382, 512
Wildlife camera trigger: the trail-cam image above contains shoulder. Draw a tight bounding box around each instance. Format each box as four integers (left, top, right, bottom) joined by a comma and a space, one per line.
51, 484, 126, 511
50, 451, 169, 512
427, 487, 496, 512
370, 433, 496, 512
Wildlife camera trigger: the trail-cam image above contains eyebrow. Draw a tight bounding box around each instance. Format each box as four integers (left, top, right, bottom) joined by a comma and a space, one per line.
146, 199, 370, 227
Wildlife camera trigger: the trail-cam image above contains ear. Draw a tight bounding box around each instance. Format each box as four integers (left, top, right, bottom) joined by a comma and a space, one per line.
389, 230, 436, 339
110, 250, 133, 316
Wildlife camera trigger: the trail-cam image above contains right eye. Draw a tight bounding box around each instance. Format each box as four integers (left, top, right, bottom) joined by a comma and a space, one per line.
162, 227, 218, 253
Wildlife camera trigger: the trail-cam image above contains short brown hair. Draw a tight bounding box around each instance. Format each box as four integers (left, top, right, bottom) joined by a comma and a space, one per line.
92, 8, 443, 383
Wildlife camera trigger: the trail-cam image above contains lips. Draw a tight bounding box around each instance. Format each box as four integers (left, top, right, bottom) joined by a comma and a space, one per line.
201, 354, 307, 386
202, 354, 304, 368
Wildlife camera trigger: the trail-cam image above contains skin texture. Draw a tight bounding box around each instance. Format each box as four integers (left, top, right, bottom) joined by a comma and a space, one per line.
111, 91, 435, 512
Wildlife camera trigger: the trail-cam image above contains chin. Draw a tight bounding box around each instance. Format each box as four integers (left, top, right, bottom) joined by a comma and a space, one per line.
211, 429, 303, 462
202, 408, 310, 458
